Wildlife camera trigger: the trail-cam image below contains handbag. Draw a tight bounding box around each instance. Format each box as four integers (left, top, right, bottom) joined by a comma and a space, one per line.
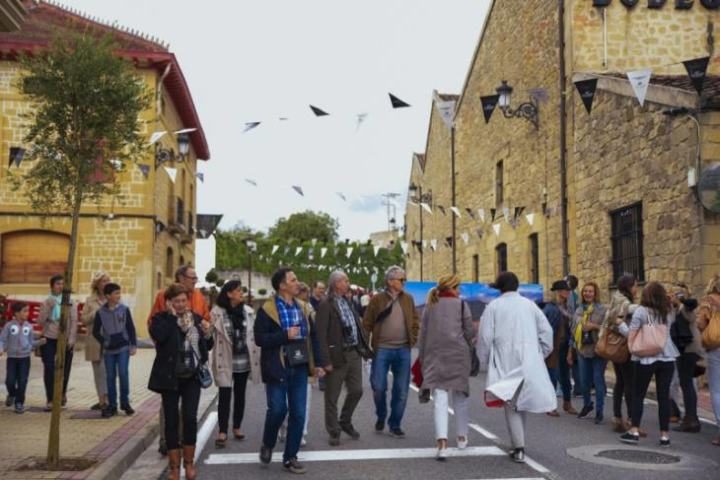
191, 349, 212, 389
701, 297, 720, 351
285, 340, 310, 367
595, 326, 629, 363
628, 312, 668, 357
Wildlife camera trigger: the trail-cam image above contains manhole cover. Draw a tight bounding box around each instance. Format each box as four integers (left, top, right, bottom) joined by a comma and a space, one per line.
596, 449, 681, 465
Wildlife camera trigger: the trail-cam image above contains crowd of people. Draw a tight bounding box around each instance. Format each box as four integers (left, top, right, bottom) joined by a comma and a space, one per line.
1, 264, 719, 479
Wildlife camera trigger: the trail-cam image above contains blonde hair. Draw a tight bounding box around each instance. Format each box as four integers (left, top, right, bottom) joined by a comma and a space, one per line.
426, 274, 461, 305
91, 271, 110, 295
705, 274, 720, 295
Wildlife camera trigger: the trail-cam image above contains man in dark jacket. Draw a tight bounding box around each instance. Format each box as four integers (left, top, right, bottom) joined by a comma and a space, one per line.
254, 267, 325, 475
542, 280, 574, 416
316, 270, 371, 446
362, 266, 419, 438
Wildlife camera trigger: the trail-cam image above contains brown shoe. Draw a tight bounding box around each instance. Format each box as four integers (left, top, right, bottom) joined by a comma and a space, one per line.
167, 449, 181, 480
183, 446, 197, 480
563, 401, 577, 415
638, 427, 648, 438
546, 410, 560, 417
612, 417, 625, 433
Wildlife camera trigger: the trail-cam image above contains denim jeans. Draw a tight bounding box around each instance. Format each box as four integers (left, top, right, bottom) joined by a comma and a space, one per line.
262, 365, 308, 462
370, 347, 411, 430
104, 350, 130, 409
557, 342, 572, 402
6, 357, 31, 404
578, 353, 607, 415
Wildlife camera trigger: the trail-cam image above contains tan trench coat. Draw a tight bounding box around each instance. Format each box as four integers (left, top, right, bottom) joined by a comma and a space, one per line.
81, 294, 104, 362
210, 304, 261, 387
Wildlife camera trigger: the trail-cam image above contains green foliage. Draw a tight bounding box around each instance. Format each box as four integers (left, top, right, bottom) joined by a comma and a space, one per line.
12, 34, 151, 214
268, 210, 339, 244
258, 288, 268, 295
205, 268, 219, 284
215, 279, 225, 288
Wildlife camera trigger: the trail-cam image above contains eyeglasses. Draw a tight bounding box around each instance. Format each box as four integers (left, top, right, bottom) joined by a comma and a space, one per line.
183, 275, 199, 281
393, 278, 406, 283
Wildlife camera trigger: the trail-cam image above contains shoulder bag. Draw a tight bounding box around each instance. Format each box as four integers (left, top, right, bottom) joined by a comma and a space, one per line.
595, 308, 629, 363
628, 311, 668, 357
701, 297, 720, 351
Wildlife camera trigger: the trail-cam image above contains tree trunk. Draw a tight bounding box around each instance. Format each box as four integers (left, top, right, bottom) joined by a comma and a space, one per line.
47, 193, 83, 467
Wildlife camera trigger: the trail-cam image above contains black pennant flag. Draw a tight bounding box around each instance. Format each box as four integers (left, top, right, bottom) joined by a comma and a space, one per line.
437, 205, 446, 216
574, 79, 598, 114
310, 105, 329, 116
480, 95, 499, 123
465, 207, 475, 219
8, 147, 25, 167
389, 93, 411, 108
138, 164, 150, 179
683, 56, 710, 96
490, 208, 496, 222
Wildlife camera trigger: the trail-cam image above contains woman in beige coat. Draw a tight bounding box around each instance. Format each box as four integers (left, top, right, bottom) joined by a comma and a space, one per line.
81, 271, 111, 410
211, 280, 260, 447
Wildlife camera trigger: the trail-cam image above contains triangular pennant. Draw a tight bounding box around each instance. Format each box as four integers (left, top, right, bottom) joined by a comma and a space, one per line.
478, 209, 486, 223
490, 208, 496, 222
683, 56, 710, 96
358, 257, 362, 265
373, 246, 381, 257
445, 236, 454, 247
311, 238, 317, 247
137, 163, 150, 179
245, 178, 258, 187
109, 158, 122, 171
295, 247, 303, 257
243, 122, 261, 133
148, 131, 167, 145
356, 113, 368, 131
514, 206, 525, 220
400, 242, 409, 255
430, 239, 438, 251
271, 245, 280, 255
389, 93, 411, 108
480, 95, 499, 123
163, 166, 177, 183
436, 100, 456, 129
195, 172, 204, 183
465, 207, 475, 219
461, 232, 470, 245
320, 247, 328, 258
525, 213, 536, 226
421, 203, 433, 214
346, 247, 354, 258
292, 185, 304, 196
475, 228, 483, 239
198, 229, 207, 238
9, 147, 25, 167
283, 246, 290, 256
437, 205, 446, 216
310, 105, 329, 116
422, 240, 427, 249
627, 69, 652, 107
574, 79, 598, 114
492, 224, 501, 236
336, 192, 347, 201
503, 207, 511, 224
450, 206, 461, 218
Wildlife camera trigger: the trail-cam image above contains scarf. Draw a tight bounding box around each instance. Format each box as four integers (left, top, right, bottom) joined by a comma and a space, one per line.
50, 293, 62, 322
177, 311, 201, 363
227, 304, 248, 355
574, 303, 594, 347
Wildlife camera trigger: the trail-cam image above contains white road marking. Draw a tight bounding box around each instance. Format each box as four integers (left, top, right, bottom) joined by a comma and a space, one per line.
183, 412, 217, 478
463, 478, 546, 480
469, 423, 499, 440
205, 446, 507, 464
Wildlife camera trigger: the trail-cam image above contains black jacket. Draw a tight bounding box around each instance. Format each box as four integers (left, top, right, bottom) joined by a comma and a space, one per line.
253, 296, 323, 384
148, 311, 214, 393
316, 296, 371, 368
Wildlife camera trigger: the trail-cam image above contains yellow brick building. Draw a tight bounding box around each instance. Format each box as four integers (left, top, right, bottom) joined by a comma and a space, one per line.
405, 0, 720, 297
0, 2, 211, 336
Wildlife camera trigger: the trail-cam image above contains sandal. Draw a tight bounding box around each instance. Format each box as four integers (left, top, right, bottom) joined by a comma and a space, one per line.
215, 434, 227, 448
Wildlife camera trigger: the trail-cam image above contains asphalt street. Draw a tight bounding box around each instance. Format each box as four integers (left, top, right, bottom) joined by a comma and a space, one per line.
193, 361, 720, 480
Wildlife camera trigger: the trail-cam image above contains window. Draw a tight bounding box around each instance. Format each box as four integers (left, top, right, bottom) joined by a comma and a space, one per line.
472, 254, 480, 283
1, 231, 69, 283
166, 247, 174, 278
157, 271, 162, 290
529, 233, 539, 284
495, 243, 507, 274
179, 255, 185, 268
495, 160, 504, 207
610, 203, 645, 284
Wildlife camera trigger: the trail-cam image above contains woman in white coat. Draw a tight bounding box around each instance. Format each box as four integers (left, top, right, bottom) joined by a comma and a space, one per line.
211, 280, 260, 448
478, 272, 556, 463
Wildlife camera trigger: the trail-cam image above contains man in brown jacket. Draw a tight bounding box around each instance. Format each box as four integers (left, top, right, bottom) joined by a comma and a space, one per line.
362, 266, 419, 437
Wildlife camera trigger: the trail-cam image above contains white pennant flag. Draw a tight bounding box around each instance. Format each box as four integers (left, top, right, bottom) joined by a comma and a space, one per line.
400, 241, 408, 254
450, 206, 461, 218
420, 203, 433, 214
435, 100, 456, 129
525, 213, 536, 226
148, 131, 167, 145
373, 246, 381, 257
461, 232, 470, 245
422, 240, 427, 249
358, 257, 362, 265
271, 245, 279, 255
492, 223, 501, 236
430, 239, 438, 251
295, 247, 303, 256
627, 68, 652, 107
478, 209, 486, 223
346, 247, 354, 258
503, 207, 511, 224
163, 166, 177, 183
320, 247, 328, 258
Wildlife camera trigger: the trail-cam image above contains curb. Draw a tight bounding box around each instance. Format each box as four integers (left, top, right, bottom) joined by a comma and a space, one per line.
86, 418, 160, 480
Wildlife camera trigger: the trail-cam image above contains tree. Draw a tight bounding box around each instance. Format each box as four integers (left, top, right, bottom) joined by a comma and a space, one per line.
268, 210, 339, 244
14, 34, 150, 467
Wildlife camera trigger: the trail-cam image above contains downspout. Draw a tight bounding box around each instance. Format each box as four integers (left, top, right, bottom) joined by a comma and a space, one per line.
451, 125, 457, 274
559, 0, 570, 275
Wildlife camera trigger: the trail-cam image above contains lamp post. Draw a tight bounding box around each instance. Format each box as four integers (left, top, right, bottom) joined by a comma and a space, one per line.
495, 80, 540, 129
244, 239, 257, 303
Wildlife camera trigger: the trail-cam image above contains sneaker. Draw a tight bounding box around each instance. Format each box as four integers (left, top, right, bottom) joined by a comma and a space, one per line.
341, 424, 360, 440
659, 437, 671, 448
121, 404, 135, 416
283, 457, 306, 474
577, 403, 594, 419
5, 395, 15, 407
594, 414, 604, 425
389, 428, 405, 438
511, 448, 525, 463
101, 406, 117, 418
328, 434, 340, 446
374, 420, 385, 433
435, 447, 448, 461
619, 432, 640, 445
457, 436, 468, 450
259, 445, 272, 465
14, 403, 24, 414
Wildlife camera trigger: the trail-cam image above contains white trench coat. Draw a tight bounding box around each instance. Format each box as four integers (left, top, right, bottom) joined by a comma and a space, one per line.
477, 292, 556, 413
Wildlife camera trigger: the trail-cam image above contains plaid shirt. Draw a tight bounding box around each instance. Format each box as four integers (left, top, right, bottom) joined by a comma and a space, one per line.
275, 296, 307, 339
335, 296, 358, 346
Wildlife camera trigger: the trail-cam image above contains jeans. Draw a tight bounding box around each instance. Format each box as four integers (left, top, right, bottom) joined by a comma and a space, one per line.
433, 389, 469, 440
631, 360, 674, 431
161, 377, 201, 449
578, 353, 607, 415
41, 339, 73, 403
557, 342, 572, 402
370, 347, 411, 430
6, 357, 31, 404
612, 360, 633, 419
262, 365, 308, 462
104, 350, 130, 409
218, 371, 250, 434
707, 349, 720, 434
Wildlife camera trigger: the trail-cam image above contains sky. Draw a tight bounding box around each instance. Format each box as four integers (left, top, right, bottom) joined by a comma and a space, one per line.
61, 0, 490, 273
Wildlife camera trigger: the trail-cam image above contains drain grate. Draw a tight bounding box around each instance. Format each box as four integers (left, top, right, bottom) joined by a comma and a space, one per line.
596, 449, 681, 465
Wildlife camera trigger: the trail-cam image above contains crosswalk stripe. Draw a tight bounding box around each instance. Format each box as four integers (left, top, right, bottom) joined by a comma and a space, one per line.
205, 446, 507, 464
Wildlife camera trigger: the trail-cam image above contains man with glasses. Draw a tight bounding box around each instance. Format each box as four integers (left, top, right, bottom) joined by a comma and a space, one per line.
362, 266, 419, 437
147, 264, 210, 455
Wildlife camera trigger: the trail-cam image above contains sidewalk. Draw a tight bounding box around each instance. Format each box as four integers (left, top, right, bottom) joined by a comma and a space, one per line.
0, 345, 163, 480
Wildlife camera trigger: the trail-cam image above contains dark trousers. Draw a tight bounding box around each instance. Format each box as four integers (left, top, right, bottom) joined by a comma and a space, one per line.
217, 371, 250, 434
6, 357, 31, 404
612, 360, 633, 419
676, 352, 699, 420
631, 361, 674, 431
262, 365, 308, 463
557, 342, 573, 402
41, 339, 73, 403
161, 377, 201, 450
324, 349, 363, 436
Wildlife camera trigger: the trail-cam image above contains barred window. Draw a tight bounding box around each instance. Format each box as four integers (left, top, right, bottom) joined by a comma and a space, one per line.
610, 203, 645, 284
472, 254, 480, 283
496, 243, 507, 275
529, 234, 539, 284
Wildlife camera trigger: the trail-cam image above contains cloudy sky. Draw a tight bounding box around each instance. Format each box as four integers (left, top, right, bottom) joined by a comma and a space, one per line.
62, 0, 489, 269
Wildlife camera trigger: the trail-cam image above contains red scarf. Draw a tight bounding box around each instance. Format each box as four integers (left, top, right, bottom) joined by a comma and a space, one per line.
438, 290, 459, 298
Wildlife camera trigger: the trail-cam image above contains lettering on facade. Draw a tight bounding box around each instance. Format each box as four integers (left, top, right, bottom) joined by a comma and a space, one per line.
592, 0, 720, 9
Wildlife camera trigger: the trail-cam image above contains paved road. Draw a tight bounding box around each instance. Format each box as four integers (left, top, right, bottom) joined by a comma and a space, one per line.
193, 362, 720, 480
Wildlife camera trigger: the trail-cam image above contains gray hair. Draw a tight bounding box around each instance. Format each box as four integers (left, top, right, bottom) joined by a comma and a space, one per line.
384, 265, 405, 285
327, 270, 348, 297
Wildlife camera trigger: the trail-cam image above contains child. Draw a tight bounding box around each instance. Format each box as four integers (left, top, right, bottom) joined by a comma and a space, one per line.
0, 302, 46, 413
93, 283, 137, 418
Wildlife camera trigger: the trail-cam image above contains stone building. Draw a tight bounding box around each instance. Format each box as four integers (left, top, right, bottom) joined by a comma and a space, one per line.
0, 1, 212, 336
405, 0, 720, 296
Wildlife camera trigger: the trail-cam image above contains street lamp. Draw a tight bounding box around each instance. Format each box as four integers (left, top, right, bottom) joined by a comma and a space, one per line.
408, 183, 432, 281
244, 239, 257, 304
177, 132, 191, 159
495, 80, 539, 129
